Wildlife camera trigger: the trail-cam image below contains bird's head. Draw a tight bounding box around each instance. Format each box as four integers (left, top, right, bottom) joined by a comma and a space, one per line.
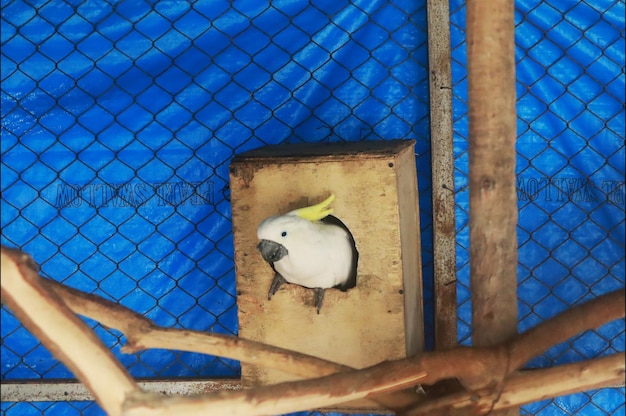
256, 194, 335, 264
257, 216, 288, 263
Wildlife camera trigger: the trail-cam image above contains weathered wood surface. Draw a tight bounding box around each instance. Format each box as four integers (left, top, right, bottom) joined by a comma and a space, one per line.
229, 140, 423, 411
467, 0, 519, 414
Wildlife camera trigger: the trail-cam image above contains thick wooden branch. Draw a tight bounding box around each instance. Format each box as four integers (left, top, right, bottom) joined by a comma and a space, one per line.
2, 246, 624, 416
122, 350, 492, 416
497, 354, 625, 410
122, 351, 625, 416
507, 289, 626, 371
402, 353, 626, 416
0, 248, 140, 416
122, 359, 429, 416
466, 0, 518, 347
41, 279, 349, 377
130, 289, 620, 415
467, 2, 518, 415
17, 250, 422, 412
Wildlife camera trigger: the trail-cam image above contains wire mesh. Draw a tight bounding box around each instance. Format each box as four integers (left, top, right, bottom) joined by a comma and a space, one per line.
1, 0, 624, 415
1, 0, 432, 415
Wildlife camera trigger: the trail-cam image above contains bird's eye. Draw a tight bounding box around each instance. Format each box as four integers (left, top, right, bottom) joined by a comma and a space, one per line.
281, 231, 287, 237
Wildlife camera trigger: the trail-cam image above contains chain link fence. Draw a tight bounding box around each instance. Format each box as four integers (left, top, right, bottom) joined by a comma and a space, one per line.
1, 1, 432, 415
1, 0, 624, 415
451, 0, 625, 414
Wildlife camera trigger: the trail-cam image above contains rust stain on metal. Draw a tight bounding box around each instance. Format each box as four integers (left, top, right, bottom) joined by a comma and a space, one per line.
428, 0, 457, 352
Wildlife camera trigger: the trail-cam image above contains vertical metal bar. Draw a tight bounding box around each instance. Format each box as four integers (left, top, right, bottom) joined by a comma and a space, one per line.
467, 0, 518, 414
427, 0, 457, 351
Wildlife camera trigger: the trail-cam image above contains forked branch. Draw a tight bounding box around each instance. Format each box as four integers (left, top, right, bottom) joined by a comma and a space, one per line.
1, 246, 624, 416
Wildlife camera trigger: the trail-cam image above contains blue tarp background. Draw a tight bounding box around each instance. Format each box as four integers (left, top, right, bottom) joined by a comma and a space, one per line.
1, 0, 624, 415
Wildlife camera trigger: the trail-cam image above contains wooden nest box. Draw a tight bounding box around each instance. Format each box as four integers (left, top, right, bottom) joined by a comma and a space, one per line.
229, 139, 424, 412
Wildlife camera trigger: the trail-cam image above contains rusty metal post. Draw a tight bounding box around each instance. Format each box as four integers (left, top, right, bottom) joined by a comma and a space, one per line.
427, 0, 457, 351
466, 2, 518, 415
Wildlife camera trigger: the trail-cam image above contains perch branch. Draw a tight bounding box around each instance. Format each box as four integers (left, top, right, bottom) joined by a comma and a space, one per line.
466, 0, 518, 347
41, 279, 348, 377
31, 251, 422, 411
64, 284, 626, 415
467, 0, 517, 409
0, 248, 140, 416
402, 353, 625, 416
3, 246, 624, 416
122, 349, 625, 416
507, 289, 626, 371
122, 350, 484, 416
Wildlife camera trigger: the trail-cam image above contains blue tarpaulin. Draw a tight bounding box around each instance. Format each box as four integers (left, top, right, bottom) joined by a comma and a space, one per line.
1, 0, 624, 415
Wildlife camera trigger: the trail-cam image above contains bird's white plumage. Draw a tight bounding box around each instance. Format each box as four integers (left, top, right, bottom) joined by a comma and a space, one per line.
257, 213, 354, 289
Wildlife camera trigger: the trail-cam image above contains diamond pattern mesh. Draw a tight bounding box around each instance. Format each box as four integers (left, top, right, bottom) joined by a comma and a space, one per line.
2, 0, 432, 414
2, 0, 624, 415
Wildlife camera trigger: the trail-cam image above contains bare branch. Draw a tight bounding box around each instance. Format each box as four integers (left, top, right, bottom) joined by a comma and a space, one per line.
3, 246, 624, 416
41, 279, 347, 377
123, 356, 432, 416
120, 348, 506, 416
402, 353, 626, 416
507, 289, 625, 371
123, 350, 625, 416
1, 248, 140, 416
39, 257, 422, 412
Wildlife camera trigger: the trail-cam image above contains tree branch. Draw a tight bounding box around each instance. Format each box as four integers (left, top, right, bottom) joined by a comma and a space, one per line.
122, 358, 430, 416
401, 353, 625, 416
122, 351, 625, 416
41, 279, 350, 377
2, 246, 624, 416
0, 248, 140, 416
16, 249, 423, 412
507, 290, 626, 371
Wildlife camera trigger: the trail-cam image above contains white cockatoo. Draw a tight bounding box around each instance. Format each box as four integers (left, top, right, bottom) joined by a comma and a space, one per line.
256, 194, 358, 313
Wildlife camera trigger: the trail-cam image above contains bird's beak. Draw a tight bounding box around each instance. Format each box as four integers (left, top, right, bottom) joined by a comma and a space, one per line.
257, 239, 288, 263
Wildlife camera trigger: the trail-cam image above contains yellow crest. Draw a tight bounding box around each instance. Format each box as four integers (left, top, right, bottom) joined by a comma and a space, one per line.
293, 194, 335, 221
